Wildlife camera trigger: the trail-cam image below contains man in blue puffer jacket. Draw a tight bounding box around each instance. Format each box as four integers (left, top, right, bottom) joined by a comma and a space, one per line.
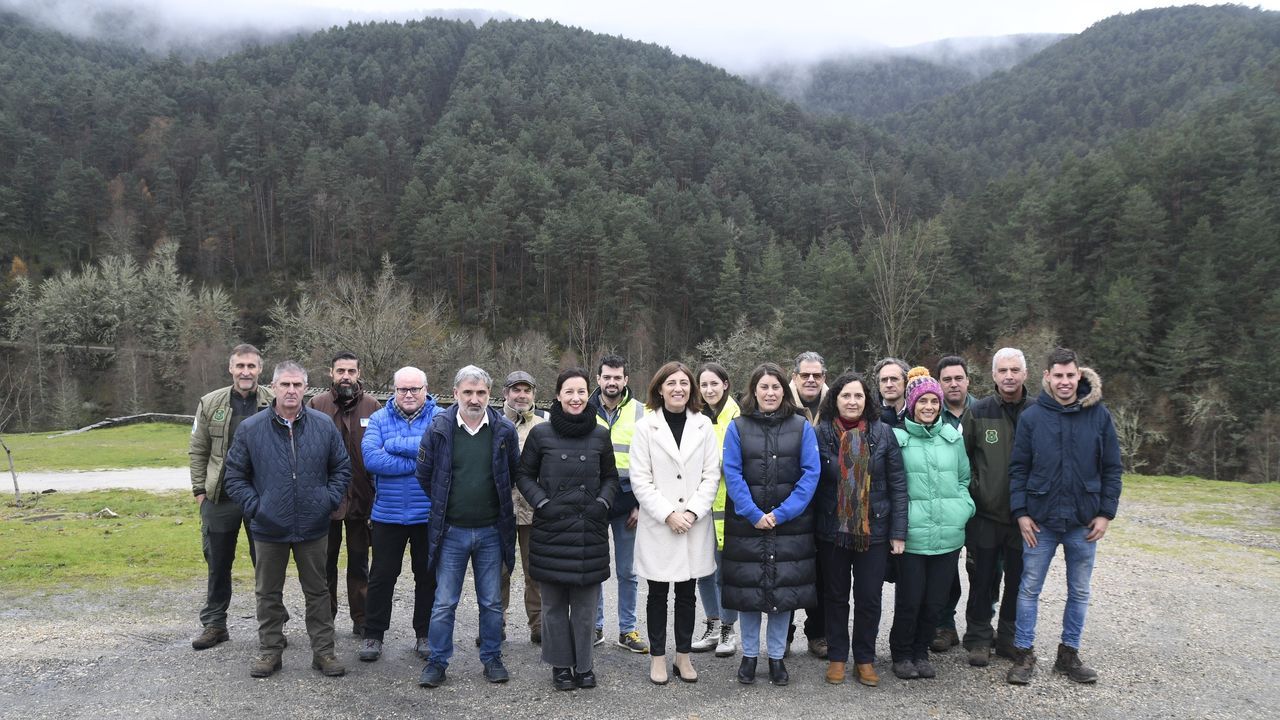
223, 361, 352, 680
357, 366, 439, 663
1006, 348, 1122, 687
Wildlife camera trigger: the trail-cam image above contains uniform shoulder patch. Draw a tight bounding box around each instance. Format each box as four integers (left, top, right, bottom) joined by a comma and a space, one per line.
212, 408, 227, 422
984, 429, 999, 444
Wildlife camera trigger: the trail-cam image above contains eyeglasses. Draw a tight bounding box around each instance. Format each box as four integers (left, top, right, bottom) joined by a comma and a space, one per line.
796, 373, 824, 380
394, 386, 425, 395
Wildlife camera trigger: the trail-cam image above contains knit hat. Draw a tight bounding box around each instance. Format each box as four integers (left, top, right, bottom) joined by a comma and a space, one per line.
905, 366, 943, 416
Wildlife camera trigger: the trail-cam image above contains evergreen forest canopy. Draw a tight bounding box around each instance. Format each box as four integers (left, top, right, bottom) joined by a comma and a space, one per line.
0, 4, 1278, 482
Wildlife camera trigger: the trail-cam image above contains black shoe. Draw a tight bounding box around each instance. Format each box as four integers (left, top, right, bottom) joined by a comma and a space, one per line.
553, 666, 576, 691
768, 658, 789, 686
483, 658, 510, 683
737, 656, 757, 685
419, 661, 447, 688
352, 622, 363, 638
1053, 643, 1098, 683
914, 658, 937, 678
892, 659, 919, 679
574, 670, 597, 689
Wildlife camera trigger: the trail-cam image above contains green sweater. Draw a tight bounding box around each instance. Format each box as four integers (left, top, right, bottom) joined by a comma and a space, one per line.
894, 419, 975, 555
446, 424, 500, 528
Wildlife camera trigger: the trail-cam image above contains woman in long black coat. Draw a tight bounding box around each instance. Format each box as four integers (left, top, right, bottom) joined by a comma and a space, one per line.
516, 368, 620, 691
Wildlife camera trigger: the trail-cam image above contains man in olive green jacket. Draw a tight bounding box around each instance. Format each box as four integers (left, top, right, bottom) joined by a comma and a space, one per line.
189, 343, 274, 650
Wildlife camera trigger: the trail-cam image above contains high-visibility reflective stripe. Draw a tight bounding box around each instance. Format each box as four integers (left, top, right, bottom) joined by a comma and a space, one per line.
712, 511, 725, 521
613, 443, 629, 453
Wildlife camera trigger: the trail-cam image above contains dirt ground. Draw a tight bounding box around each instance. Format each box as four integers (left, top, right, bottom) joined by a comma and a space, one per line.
1, 497, 1277, 720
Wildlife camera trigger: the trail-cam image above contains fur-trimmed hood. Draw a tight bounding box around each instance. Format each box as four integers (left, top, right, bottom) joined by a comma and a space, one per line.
1040, 366, 1103, 409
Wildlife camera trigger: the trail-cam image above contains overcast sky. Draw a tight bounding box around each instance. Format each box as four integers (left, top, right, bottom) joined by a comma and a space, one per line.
7, 1, 1280, 71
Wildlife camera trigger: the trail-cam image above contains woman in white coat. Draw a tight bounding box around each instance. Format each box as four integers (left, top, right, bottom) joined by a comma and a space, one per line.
630, 360, 721, 685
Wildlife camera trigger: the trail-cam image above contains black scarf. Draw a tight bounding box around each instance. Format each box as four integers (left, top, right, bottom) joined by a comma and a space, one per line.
550, 400, 596, 438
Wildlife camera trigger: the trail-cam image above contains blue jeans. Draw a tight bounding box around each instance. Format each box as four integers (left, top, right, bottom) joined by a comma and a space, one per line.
595, 514, 638, 634
428, 524, 504, 666
1015, 524, 1097, 649
696, 548, 738, 624
738, 610, 790, 660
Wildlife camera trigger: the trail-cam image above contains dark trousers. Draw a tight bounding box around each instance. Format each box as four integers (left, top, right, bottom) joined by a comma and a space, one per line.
363, 520, 434, 641
541, 582, 598, 672
819, 540, 889, 664
803, 544, 827, 639
199, 496, 256, 629
501, 524, 542, 631
254, 536, 333, 655
963, 526, 1023, 650
890, 549, 961, 662
646, 579, 696, 656
326, 516, 370, 628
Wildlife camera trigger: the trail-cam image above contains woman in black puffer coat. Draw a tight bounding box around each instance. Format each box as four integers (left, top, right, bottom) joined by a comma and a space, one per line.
517, 368, 620, 692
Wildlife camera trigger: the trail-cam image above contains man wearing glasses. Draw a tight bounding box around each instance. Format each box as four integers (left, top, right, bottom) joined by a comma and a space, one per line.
873, 358, 911, 429
357, 367, 439, 662
788, 351, 829, 659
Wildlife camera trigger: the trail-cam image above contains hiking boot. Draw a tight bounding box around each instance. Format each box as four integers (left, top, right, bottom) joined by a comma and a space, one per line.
351, 622, 363, 637
737, 656, 757, 684
1006, 646, 1036, 685
249, 653, 282, 678
715, 622, 738, 657
967, 645, 991, 667
530, 628, 542, 644
419, 661, 447, 687
914, 658, 936, 678
1053, 643, 1098, 683
483, 658, 510, 683
593, 627, 605, 646
995, 641, 1018, 660
855, 662, 880, 687
311, 653, 345, 677
574, 669, 597, 689
358, 638, 382, 662
191, 626, 229, 650
892, 659, 919, 680
618, 630, 649, 653
808, 636, 829, 659
825, 660, 846, 684
930, 627, 959, 652
768, 658, 789, 686
691, 618, 720, 652
414, 637, 430, 660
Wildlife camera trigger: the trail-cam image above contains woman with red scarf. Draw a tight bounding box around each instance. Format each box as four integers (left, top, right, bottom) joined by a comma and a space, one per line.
813, 371, 907, 687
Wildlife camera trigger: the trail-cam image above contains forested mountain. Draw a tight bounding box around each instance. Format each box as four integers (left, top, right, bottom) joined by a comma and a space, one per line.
0, 6, 1278, 480
753, 34, 1061, 120
884, 4, 1280, 185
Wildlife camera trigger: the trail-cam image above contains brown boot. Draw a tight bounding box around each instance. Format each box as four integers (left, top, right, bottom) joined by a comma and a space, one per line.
825, 661, 846, 684
855, 662, 879, 687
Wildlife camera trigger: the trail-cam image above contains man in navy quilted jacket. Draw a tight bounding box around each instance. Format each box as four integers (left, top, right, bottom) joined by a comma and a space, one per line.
224, 360, 352, 679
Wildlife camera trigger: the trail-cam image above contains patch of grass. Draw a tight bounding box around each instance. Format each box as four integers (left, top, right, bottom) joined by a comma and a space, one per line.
0, 489, 251, 590
2, 423, 191, 471
1121, 474, 1280, 547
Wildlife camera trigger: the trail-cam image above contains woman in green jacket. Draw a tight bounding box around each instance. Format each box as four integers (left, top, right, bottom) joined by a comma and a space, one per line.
888, 367, 975, 680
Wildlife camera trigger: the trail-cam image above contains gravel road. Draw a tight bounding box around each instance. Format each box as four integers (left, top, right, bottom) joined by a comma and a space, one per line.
1, 498, 1276, 720
14, 468, 189, 494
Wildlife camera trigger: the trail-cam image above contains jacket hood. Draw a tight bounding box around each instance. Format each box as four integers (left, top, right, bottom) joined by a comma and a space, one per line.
1039, 366, 1103, 410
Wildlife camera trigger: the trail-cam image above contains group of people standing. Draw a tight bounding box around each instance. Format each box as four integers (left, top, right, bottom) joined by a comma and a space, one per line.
187, 342, 1122, 691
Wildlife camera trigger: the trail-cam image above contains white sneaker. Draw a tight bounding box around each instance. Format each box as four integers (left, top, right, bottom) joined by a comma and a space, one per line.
715, 623, 738, 657
691, 619, 719, 653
